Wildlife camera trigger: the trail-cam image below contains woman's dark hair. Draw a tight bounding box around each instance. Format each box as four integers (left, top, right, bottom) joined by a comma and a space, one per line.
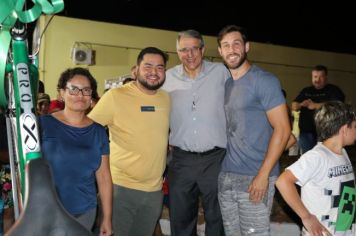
57, 67, 97, 97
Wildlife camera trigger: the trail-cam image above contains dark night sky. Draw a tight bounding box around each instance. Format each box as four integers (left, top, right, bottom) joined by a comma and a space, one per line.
59, 0, 356, 55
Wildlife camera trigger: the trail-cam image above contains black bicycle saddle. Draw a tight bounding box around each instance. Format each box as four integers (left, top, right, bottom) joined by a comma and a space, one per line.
6, 158, 92, 236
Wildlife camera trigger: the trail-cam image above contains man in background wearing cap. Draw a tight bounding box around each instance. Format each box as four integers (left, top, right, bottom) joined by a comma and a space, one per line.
36, 93, 50, 116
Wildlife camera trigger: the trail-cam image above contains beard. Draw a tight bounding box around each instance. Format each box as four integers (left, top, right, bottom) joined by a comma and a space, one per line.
137, 73, 165, 91
226, 51, 247, 70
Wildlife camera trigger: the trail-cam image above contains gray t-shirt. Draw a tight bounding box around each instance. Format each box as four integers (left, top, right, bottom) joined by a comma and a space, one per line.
162, 60, 230, 152
222, 65, 285, 176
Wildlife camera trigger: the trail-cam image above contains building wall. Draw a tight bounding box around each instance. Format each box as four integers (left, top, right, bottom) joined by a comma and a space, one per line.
38, 16, 356, 105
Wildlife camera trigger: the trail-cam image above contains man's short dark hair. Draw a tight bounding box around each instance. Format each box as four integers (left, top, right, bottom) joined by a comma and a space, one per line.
137, 47, 168, 66
217, 25, 248, 47
313, 65, 328, 75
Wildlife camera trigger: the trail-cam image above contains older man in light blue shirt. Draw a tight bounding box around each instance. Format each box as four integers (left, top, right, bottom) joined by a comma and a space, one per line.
162, 29, 230, 236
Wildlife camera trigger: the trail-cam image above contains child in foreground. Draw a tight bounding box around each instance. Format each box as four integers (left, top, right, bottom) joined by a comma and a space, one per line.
276, 101, 356, 236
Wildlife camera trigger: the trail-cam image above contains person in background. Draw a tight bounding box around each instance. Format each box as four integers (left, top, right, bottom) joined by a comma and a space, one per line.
89, 47, 170, 236
0, 109, 14, 234
122, 77, 135, 85
289, 109, 301, 156
48, 90, 65, 114
38, 80, 45, 93
281, 89, 297, 151
292, 65, 345, 153
162, 29, 230, 236
36, 93, 51, 116
86, 90, 100, 115
131, 65, 137, 80
153, 166, 170, 236
39, 68, 112, 235
276, 101, 356, 236
217, 25, 291, 235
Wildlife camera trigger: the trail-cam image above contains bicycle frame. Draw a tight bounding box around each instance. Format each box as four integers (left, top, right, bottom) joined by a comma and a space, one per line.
9, 23, 42, 216
0, 0, 64, 218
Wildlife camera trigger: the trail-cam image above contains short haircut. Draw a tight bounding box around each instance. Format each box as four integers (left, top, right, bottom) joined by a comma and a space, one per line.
315, 101, 356, 141
37, 93, 50, 104
136, 47, 168, 66
313, 65, 328, 75
176, 30, 204, 49
217, 25, 248, 47
57, 67, 97, 92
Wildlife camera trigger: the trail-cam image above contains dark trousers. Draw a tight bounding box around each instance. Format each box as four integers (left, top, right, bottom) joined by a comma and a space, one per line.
168, 147, 226, 236
299, 131, 317, 153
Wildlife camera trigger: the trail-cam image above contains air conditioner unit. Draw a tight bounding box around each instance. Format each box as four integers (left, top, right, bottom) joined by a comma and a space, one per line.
72, 47, 95, 65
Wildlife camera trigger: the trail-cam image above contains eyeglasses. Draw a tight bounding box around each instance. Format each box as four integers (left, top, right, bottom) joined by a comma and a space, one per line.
65, 86, 92, 96
177, 46, 202, 55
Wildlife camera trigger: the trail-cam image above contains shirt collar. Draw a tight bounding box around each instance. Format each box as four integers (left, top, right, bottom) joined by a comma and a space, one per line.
177, 60, 208, 81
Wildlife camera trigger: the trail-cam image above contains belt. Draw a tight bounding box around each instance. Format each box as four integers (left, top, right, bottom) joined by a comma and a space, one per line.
173, 146, 223, 156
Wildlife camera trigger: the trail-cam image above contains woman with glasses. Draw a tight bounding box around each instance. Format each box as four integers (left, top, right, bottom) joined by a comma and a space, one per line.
39, 68, 113, 235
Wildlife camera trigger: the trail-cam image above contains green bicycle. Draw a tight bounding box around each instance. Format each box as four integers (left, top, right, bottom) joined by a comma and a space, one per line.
0, 1, 92, 235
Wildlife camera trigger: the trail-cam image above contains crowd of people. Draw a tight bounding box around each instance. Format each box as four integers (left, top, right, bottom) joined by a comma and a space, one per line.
1, 25, 355, 236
